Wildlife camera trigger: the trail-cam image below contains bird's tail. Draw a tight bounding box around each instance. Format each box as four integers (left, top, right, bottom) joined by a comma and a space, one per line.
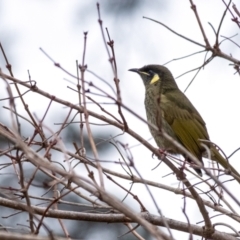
210, 147, 240, 184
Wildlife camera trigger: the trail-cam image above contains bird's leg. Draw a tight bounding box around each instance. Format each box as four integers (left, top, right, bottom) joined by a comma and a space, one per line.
158, 148, 167, 160
151, 148, 167, 160
180, 158, 188, 172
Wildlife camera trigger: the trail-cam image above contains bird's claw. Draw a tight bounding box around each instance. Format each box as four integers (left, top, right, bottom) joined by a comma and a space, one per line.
151, 148, 167, 159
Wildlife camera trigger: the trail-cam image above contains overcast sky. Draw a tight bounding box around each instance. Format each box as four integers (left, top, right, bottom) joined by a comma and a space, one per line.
1, 1, 240, 239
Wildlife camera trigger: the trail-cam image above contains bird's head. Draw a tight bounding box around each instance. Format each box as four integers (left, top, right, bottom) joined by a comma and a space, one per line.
129, 64, 178, 91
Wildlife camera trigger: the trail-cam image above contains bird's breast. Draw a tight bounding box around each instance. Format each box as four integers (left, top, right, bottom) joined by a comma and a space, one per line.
144, 89, 164, 128
144, 89, 179, 151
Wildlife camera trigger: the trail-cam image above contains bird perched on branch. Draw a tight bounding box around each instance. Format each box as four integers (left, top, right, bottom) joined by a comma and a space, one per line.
129, 64, 239, 179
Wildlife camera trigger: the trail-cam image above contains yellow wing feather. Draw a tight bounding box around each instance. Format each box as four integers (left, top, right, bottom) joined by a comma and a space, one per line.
160, 91, 209, 161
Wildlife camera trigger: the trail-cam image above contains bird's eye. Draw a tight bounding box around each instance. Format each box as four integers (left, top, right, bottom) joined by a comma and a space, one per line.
148, 70, 154, 76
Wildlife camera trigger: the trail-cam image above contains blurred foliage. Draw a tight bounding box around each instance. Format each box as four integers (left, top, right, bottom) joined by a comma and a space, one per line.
75, 0, 168, 20
103, 0, 142, 15
64, 124, 116, 156
0, 1, 160, 238
0, 115, 136, 240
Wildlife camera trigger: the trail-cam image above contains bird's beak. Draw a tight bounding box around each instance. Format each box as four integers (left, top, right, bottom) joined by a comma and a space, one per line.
129, 68, 150, 77
128, 68, 139, 73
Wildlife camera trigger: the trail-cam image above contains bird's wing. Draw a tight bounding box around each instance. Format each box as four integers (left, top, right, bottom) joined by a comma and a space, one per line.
161, 91, 209, 159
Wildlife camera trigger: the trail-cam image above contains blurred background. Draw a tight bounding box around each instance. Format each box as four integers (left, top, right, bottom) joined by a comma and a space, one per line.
0, 0, 240, 239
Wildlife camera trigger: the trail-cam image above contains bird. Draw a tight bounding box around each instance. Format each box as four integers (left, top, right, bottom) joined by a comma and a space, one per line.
129, 64, 239, 179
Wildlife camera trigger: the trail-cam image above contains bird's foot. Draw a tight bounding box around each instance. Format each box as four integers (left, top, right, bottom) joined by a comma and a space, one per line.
177, 167, 187, 180
151, 148, 167, 160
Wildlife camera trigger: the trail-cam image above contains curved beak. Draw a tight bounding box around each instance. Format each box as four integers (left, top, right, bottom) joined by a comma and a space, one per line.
128, 68, 139, 73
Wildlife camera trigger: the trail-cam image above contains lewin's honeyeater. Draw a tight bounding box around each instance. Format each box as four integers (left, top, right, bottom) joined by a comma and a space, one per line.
129, 64, 239, 178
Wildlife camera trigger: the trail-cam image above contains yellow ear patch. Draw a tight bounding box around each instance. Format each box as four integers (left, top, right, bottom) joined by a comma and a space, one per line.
150, 74, 160, 84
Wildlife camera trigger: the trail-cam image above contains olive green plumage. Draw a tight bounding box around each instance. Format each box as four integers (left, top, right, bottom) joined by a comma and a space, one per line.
129, 64, 239, 179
